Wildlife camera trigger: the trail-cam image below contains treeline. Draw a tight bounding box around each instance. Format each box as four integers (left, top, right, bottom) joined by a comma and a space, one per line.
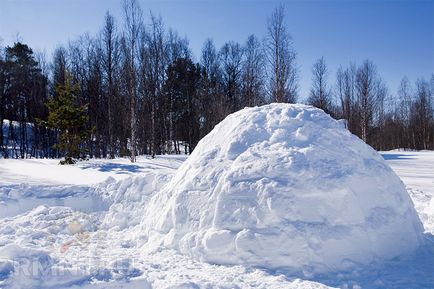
0, 2, 433, 161
311, 58, 434, 150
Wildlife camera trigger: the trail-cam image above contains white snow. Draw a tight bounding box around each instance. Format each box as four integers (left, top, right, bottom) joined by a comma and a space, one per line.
0, 104, 432, 289
142, 104, 424, 274
381, 151, 434, 234
0, 156, 185, 218
0, 155, 185, 186
1, 154, 329, 289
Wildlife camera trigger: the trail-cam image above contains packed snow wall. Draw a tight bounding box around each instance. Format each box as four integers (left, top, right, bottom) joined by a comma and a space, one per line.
142, 103, 424, 274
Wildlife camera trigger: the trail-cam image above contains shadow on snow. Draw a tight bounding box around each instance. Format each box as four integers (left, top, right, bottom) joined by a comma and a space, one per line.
268, 233, 434, 289
79, 163, 143, 174
381, 153, 417, 160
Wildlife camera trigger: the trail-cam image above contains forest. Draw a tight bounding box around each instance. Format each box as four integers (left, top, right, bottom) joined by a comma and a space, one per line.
0, 1, 433, 162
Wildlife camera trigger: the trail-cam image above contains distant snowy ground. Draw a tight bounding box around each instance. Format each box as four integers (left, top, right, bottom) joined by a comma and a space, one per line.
381, 151, 434, 234
0, 152, 432, 289
0, 156, 185, 218
0, 155, 186, 185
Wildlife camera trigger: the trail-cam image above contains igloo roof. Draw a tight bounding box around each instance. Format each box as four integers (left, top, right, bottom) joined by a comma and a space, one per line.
142, 103, 423, 274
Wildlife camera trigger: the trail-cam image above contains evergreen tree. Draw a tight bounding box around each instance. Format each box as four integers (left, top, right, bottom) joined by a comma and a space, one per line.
163, 57, 203, 153
2, 42, 48, 158
45, 73, 90, 164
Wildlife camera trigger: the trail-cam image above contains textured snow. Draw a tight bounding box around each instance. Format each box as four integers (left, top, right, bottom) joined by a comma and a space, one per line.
1, 155, 333, 288
0, 104, 433, 288
0, 156, 184, 218
0, 150, 432, 288
142, 103, 424, 274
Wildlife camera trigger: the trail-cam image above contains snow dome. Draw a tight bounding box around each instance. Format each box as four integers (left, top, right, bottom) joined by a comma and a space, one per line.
142, 103, 424, 274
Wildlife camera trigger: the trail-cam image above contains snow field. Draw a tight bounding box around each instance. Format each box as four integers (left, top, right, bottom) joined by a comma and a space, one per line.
382, 151, 434, 234
1, 155, 327, 288
0, 105, 432, 288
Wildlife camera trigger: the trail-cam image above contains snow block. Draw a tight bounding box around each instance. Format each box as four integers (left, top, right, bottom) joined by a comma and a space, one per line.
143, 103, 424, 274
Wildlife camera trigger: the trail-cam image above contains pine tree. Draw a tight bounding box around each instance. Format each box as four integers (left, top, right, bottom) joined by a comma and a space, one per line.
45, 73, 90, 164
164, 57, 202, 153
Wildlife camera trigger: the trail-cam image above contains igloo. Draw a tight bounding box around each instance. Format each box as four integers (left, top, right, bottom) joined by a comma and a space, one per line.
143, 103, 423, 274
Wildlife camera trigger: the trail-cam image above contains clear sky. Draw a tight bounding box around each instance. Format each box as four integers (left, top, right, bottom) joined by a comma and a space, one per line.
1, 0, 433, 100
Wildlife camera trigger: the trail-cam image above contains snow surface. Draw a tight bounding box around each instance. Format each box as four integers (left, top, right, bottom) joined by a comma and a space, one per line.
0, 156, 332, 289
142, 104, 424, 274
0, 156, 185, 186
381, 151, 434, 234
0, 105, 433, 289
0, 156, 184, 218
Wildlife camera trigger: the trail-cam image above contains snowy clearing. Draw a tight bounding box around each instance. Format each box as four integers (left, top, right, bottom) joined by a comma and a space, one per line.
0, 149, 432, 288
0, 155, 186, 186
0, 156, 185, 218
1, 155, 329, 289
382, 151, 434, 235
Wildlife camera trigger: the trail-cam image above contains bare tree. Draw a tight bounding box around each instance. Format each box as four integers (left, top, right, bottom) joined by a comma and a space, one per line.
265, 4, 298, 103
220, 41, 243, 112
410, 79, 433, 149
0, 42, 5, 156
336, 64, 357, 130
372, 80, 388, 150
241, 34, 265, 107
396, 77, 413, 148
101, 11, 119, 158
397, 77, 413, 121
201, 39, 220, 82
145, 12, 167, 156
355, 60, 381, 142
308, 57, 332, 113
167, 29, 190, 64
122, 0, 143, 162
201, 39, 224, 132
52, 47, 67, 90
431, 74, 434, 95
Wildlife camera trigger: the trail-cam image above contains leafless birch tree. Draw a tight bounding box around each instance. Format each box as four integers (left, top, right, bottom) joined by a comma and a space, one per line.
265, 5, 298, 103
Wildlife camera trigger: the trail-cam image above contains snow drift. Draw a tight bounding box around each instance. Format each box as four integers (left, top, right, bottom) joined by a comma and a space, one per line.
142, 103, 423, 274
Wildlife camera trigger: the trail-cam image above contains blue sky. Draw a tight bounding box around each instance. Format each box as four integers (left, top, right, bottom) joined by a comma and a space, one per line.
1, 0, 433, 100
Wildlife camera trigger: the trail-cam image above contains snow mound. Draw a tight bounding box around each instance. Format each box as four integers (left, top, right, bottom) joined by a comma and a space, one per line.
98, 173, 172, 230
142, 103, 424, 274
